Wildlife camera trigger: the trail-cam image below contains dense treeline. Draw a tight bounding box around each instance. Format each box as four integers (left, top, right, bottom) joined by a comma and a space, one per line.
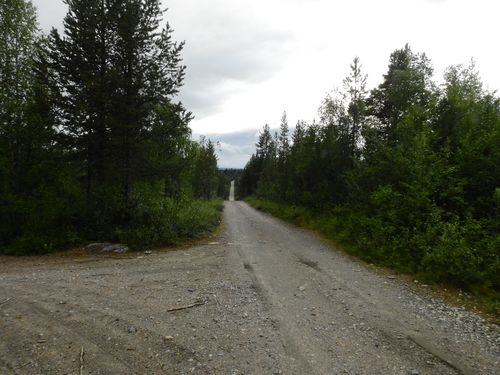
241, 47, 499, 304
0, 0, 220, 254
217, 169, 242, 200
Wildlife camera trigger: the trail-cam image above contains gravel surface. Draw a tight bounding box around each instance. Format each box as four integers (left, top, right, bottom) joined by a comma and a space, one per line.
0, 201, 498, 374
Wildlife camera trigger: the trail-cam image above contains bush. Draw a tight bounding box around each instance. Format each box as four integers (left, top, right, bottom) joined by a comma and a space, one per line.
421, 219, 482, 286
1, 180, 223, 255
116, 187, 222, 249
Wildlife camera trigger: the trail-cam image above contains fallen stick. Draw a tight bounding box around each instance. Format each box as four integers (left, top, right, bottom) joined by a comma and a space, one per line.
0, 297, 14, 306
167, 301, 205, 312
14, 361, 32, 370
79, 347, 84, 375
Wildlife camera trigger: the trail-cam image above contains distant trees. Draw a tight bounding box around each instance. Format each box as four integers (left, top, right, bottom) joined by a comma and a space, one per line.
193, 138, 219, 200
0, 0, 221, 254
241, 48, 500, 296
217, 169, 242, 201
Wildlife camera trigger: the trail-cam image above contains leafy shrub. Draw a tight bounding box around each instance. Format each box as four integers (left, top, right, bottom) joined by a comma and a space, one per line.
114, 185, 223, 249
421, 219, 482, 286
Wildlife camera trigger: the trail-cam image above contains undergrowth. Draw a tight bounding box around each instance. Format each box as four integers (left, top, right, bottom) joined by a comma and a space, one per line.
246, 197, 499, 317
2, 197, 223, 255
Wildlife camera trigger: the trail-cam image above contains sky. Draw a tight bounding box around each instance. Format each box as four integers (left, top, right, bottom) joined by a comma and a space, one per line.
32, 0, 500, 168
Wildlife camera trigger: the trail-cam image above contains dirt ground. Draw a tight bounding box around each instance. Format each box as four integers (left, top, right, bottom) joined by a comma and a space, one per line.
0, 201, 498, 374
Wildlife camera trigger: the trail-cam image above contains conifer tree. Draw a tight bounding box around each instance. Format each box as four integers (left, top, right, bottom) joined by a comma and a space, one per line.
275, 112, 290, 198
49, 0, 187, 217
109, 0, 186, 203
278, 112, 290, 158
48, 0, 114, 202
193, 138, 219, 200
256, 124, 273, 159
343, 57, 367, 160
368, 44, 433, 143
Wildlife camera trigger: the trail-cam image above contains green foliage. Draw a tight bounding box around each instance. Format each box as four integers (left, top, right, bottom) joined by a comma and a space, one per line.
115, 184, 222, 249
368, 44, 434, 143
47, 0, 188, 208
192, 138, 219, 200
421, 219, 482, 286
0, 1, 222, 255
241, 48, 499, 307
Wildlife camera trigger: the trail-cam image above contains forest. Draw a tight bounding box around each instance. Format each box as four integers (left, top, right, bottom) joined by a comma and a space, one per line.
0, 0, 222, 255
241, 49, 499, 309
2, 0, 499, 311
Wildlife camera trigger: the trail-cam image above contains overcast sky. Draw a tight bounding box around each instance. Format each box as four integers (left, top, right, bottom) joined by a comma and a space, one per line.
32, 0, 500, 168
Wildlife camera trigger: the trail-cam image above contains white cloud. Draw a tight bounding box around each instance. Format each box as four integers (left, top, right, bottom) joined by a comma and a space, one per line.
32, 0, 500, 167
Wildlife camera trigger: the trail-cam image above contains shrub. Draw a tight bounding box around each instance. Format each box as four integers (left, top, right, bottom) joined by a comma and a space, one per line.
116, 190, 222, 249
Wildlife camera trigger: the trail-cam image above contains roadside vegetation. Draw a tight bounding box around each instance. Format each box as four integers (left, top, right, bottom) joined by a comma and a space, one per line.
241, 49, 499, 315
0, 0, 222, 255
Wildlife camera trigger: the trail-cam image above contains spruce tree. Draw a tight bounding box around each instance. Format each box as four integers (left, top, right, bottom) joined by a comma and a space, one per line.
277, 112, 290, 198
278, 112, 290, 158
48, 0, 114, 203
343, 57, 367, 160
193, 138, 219, 200
256, 124, 273, 159
49, 0, 187, 220
109, 0, 186, 204
368, 44, 433, 143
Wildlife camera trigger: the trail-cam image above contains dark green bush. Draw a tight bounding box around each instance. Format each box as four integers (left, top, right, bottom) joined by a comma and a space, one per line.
115, 186, 222, 249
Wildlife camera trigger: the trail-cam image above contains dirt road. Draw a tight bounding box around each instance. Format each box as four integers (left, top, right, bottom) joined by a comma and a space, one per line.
229, 182, 235, 202
0, 202, 498, 374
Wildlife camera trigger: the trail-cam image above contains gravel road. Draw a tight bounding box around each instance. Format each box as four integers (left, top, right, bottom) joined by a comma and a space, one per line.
229, 181, 235, 202
0, 201, 498, 374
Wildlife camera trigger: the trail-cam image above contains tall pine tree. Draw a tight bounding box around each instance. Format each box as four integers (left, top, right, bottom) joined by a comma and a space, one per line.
48, 0, 187, 223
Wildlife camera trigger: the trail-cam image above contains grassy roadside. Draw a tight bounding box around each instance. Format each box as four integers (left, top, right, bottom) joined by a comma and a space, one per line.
245, 197, 499, 321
